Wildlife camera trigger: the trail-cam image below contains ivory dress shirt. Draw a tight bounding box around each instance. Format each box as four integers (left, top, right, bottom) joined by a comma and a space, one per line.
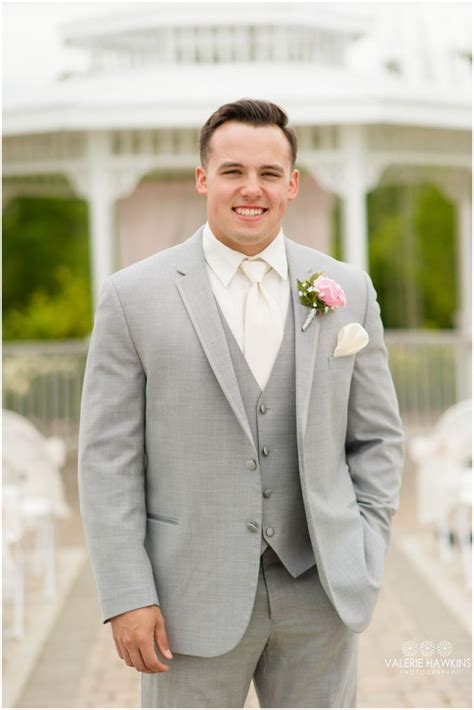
202, 222, 290, 385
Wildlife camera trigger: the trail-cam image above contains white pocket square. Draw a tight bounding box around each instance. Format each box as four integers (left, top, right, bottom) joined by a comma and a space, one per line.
333, 323, 369, 357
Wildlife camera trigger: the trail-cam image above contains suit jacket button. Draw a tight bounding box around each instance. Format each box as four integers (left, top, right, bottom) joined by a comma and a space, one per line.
259, 404, 267, 414
265, 527, 275, 537
246, 522, 259, 533
263, 489, 272, 498
246, 459, 257, 470
262, 446, 270, 456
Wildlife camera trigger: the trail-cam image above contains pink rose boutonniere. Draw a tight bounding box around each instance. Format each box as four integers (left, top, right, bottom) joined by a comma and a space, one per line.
297, 272, 346, 331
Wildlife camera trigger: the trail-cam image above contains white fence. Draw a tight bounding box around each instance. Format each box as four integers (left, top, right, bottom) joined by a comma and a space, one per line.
3, 340, 89, 449
3, 330, 470, 447
384, 329, 471, 430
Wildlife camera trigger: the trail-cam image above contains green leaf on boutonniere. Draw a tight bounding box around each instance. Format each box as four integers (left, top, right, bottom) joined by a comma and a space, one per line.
296, 270, 326, 312
297, 270, 346, 330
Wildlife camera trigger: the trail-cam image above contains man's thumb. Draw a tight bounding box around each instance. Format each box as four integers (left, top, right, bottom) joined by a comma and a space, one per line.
155, 617, 173, 660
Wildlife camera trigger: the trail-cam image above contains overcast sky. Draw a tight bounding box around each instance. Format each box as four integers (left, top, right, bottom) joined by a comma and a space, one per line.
3, 2, 126, 97
3, 1, 471, 101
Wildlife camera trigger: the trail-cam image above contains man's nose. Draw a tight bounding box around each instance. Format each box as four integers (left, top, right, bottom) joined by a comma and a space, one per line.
240, 177, 263, 198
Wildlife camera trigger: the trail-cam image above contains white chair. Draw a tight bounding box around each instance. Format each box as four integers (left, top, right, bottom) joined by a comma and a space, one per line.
409, 399, 472, 577
3, 410, 70, 518
3, 484, 25, 639
2, 410, 71, 637
453, 468, 472, 588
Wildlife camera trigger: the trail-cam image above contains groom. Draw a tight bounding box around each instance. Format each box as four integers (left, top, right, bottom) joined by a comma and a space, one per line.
79, 98, 404, 708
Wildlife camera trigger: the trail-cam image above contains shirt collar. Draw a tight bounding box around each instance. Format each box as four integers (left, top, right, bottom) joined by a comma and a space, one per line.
202, 222, 288, 287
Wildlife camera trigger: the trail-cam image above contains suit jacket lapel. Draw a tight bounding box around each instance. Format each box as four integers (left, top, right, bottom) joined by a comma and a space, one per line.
285, 238, 322, 453
175, 228, 257, 455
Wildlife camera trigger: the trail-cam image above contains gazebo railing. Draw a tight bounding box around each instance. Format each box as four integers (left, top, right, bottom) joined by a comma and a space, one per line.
384, 329, 470, 431
3, 340, 89, 450
2, 330, 467, 447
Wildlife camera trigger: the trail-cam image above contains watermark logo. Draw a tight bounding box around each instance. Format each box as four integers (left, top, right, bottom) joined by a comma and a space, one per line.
437, 640, 453, 657
419, 640, 435, 657
385, 640, 471, 675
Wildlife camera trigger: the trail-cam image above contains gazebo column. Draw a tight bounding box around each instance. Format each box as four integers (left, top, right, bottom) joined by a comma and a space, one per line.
85, 131, 115, 307
88, 192, 115, 306
440, 171, 472, 402
306, 127, 383, 272
67, 130, 162, 308
339, 125, 369, 271
455, 177, 472, 400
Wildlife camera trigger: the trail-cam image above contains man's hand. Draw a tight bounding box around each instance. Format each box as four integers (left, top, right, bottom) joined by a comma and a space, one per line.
111, 604, 173, 673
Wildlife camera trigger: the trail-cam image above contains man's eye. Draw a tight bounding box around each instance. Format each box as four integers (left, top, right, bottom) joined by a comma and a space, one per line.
222, 170, 279, 177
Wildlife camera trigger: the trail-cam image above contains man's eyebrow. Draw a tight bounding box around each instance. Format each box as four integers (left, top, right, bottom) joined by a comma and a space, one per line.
218, 162, 285, 173
261, 164, 285, 173
217, 162, 244, 170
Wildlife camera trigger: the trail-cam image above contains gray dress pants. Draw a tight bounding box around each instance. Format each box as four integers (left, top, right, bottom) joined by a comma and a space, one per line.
142, 547, 358, 708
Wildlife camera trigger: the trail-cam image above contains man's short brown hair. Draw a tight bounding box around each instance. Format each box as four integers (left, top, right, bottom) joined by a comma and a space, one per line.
199, 98, 298, 170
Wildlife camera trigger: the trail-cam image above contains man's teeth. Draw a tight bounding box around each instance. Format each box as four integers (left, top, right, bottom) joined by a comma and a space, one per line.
234, 208, 265, 216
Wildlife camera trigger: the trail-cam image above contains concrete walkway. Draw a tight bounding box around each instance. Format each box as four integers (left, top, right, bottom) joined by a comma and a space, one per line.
6, 451, 472, 708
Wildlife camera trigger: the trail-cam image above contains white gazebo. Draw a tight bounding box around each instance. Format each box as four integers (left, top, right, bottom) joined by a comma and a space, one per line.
3, 2, 472, 405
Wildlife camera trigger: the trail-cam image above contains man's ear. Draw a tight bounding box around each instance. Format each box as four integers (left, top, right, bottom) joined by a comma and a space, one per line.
195, 166, 208, 195
287, 169, 300, 203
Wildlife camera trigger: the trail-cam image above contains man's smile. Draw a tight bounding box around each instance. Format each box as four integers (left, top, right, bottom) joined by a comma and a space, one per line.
232, 206, 269, 221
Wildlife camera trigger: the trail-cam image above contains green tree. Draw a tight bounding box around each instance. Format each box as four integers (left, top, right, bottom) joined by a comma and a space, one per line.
3, 196, 92, 340
367, 183, 457, 329
3, 266, 92, 339
412, 183, 457, 329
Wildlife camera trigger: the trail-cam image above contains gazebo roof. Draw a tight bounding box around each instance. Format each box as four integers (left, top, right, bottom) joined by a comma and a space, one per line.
60, 2, 370, 46
3, 63, 470, 136
3, 3, 471, 136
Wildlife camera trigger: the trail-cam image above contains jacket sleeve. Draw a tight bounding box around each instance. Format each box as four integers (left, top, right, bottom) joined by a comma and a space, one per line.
345, 271, 405, 548
78, 277, 159, 623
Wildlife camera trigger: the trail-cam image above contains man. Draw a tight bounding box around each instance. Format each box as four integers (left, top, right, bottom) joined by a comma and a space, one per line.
79, 98, 405, 708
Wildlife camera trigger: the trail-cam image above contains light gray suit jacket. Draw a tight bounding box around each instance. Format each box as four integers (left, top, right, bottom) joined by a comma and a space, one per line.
78, 225, 405, 657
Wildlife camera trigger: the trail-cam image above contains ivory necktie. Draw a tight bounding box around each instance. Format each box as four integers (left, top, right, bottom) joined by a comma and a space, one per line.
239, 258, 284, 390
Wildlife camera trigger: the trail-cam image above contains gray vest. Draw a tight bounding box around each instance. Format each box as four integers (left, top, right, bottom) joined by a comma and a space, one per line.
215, 292, 316, 578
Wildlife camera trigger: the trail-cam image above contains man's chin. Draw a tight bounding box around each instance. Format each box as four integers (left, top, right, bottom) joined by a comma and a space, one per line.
210, 220, 280, 250
225, 232, 279, 256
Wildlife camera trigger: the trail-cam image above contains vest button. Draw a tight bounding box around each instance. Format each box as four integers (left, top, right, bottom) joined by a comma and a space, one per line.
265, 527, 275, 537
262, 446, 270, 456
263, 489, 272, 498
246, 521, 259, 533
259, 404, 267, 414
246, 459, 257, 471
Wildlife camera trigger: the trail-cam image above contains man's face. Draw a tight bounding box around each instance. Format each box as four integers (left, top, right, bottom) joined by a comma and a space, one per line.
195, 121, 299, 256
